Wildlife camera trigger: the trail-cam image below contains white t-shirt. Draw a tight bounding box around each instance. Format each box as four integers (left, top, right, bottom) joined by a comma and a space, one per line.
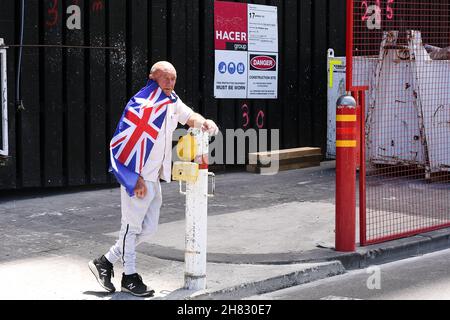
140, 97, 194, 182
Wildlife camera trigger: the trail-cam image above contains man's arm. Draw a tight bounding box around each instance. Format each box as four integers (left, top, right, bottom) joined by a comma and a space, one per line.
186, 113, 219, 135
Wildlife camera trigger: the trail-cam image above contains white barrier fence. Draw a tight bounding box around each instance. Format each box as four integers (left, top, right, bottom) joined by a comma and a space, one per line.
354, 31, 450, 175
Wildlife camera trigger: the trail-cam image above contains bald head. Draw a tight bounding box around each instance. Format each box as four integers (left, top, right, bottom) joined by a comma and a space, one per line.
150, 61, 177, 76
150, 61, 177, 96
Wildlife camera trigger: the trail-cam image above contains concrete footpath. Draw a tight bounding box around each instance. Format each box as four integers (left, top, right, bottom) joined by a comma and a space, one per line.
1, 161, 449, 300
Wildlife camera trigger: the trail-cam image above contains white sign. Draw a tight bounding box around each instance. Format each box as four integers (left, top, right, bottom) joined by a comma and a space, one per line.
248, 4, 278, 53
214, 50, 248, 99
214, 1, 278, 100
248, 52, 278, 99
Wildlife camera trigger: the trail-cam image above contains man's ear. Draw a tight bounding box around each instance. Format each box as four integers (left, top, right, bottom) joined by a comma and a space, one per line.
150, 70, 160, 81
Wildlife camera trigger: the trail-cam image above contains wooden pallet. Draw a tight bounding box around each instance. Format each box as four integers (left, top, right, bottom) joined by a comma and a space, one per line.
247, 147, 322, 174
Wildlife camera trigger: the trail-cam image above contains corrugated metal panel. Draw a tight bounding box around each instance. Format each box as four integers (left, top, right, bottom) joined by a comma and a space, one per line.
0, 0, 346, 190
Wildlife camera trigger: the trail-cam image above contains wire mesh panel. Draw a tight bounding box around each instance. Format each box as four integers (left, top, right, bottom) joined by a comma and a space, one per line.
348, 0, 450, 244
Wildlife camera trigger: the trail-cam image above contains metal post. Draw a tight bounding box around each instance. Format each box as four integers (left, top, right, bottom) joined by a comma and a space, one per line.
0, 38, 8, 157
184, 129, 209, 290
335, 95, 357, 252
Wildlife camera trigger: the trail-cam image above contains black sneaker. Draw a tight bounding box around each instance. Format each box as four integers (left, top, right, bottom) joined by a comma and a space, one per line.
88, 255, 116, 293
121, 273, 155, 297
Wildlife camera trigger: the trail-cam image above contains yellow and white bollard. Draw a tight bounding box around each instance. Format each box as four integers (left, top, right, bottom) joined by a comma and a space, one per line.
173, 128, 215, 291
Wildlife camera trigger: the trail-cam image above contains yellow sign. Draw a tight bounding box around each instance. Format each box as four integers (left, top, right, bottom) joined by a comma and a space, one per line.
172, 162, 199, 183
329, 59, 343, 88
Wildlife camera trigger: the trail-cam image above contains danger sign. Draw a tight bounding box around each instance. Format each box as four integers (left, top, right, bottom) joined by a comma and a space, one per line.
250, 55, 277, 71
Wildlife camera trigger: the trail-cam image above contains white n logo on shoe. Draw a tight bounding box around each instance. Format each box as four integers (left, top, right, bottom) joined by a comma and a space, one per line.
100, 268, 108, 276
128, 283, 136, 290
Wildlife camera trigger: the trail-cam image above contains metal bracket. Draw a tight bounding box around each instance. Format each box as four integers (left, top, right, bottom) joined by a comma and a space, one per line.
179, 172, 215, 197
179, 180, 187, 196
208, 172, 215, 197
0, 155, 8, 166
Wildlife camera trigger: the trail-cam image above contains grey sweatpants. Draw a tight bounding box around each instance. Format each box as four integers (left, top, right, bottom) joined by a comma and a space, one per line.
105, 180, 162, 275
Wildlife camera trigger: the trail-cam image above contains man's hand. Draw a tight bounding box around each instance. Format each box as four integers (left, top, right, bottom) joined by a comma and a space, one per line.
186, 113, 219, 135
134, 176, 147, 199
201, 119, 219, 136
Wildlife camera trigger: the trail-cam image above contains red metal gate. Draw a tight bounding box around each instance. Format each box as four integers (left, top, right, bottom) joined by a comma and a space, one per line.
347, 0, 450, 245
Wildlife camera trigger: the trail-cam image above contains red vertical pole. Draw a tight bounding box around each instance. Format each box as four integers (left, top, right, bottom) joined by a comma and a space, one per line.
336, 95, 357, 252
359, 91, 367, 246
346, 0, 354, 91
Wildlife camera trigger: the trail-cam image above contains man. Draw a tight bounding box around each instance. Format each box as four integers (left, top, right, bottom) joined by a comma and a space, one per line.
88, 61, 218, 297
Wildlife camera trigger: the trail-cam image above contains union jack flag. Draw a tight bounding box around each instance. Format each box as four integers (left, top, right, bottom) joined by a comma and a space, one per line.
109, 80, 178, 196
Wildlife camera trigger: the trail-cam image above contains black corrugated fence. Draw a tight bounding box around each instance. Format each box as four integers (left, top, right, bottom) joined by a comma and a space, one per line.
0, 0, 346, 190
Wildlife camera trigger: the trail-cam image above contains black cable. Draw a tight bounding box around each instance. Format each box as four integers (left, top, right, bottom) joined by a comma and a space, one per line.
16, 0, 25, 111
8, 44, 120, 50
